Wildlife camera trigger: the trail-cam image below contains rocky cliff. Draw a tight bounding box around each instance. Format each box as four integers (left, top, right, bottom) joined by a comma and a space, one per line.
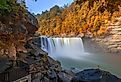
93, 16, 121, 54
0, 7, 38, 59
0, 2, 121, 82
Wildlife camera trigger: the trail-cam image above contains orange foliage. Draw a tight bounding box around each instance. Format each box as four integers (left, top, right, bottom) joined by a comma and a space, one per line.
37, 0, 121, 37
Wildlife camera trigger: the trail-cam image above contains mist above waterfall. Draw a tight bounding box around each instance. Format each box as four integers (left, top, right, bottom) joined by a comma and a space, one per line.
40, 36, 121, 77
40, 37, 86, 59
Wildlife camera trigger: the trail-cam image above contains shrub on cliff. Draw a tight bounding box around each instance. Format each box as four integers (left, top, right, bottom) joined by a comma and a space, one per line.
0, 0, 20, 14
0, 0, 32, 16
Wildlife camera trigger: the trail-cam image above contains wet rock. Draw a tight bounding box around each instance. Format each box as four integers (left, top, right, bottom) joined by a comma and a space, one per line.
48, 56, 62, 72
58, 72, 72, 82
58, 70, 74, 82
71, 69, 121, 82
70, 67, 81, 74
48, 69, 57, 82
57, 69, 76, 82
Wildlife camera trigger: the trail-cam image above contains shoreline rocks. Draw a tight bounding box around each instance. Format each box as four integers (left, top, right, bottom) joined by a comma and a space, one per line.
30, 37, 121, 82
71, 69, 121, 82
0, 36, 121, 82
0, 2, 120, 82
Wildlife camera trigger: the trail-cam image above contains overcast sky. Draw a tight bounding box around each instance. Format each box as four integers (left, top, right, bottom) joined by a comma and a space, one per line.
25, 0, 73, 14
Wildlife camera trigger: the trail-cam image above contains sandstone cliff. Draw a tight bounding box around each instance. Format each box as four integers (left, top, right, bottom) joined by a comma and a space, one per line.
0, 7, 38, 59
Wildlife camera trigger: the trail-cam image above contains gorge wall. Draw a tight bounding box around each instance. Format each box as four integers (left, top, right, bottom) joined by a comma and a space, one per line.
94, 16, 121, 54
0, 7, 38, 59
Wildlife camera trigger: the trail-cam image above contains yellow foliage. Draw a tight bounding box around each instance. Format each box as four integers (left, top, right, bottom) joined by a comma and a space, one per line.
97, 26, 106, 36
37, 0, 121, 37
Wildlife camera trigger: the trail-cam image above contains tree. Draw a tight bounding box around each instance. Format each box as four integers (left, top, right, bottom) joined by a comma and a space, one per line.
37, 0, 121, 37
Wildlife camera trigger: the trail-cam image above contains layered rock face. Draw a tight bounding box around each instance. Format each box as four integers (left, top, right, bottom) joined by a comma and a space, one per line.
0, 7, 38, 59
93, 16, 121, 54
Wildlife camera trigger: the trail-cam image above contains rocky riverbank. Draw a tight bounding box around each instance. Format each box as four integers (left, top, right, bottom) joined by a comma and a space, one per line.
17, 37, 121, 82
0, 33, 121, 82
1, 36, 121, 82
0, 3, 121, 82
19, 36, 121, 82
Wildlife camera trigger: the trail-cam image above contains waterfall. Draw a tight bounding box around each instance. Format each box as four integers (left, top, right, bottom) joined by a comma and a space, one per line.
40, 36, 84, 59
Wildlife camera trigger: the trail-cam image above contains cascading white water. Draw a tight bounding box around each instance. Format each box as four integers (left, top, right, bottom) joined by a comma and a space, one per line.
40, 36, 121, 77
40, 36, 84, 59
40, 36, 48, 52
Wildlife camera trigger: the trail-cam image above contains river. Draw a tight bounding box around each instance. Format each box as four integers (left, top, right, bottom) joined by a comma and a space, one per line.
40, 37, 121, 78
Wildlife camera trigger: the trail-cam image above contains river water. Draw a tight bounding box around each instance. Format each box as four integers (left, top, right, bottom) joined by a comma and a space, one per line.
40, 37, 121, 77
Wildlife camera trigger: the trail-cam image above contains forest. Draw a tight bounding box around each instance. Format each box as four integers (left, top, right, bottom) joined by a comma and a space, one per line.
37, 0, 121, 37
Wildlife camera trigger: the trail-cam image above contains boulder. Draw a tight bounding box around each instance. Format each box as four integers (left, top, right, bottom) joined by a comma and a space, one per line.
71, 69, 121, 82
58, 72, 72, 82
48, 69, 58, 82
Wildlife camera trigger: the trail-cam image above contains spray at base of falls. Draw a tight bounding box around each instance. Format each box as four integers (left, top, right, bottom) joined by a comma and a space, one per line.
40, 36, 121, 78
40, 36, 85, 59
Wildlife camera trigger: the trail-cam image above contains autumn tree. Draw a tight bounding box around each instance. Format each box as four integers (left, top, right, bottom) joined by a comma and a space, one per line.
37, 0, 121, 37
